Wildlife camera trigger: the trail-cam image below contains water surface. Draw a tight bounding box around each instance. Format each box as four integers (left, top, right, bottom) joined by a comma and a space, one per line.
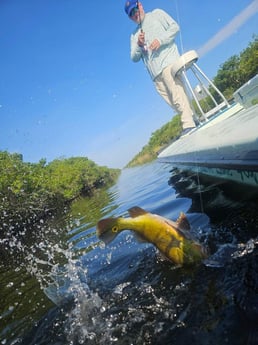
1, 162, 258, 345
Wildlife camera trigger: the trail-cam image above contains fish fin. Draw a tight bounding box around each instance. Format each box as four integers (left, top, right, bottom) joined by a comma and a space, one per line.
176, 212, 191, 231
128, 206, 149, 218
96, 218, 120, 245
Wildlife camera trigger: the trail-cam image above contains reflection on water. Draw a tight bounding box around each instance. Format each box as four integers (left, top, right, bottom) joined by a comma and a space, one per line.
1, 162, 258, 345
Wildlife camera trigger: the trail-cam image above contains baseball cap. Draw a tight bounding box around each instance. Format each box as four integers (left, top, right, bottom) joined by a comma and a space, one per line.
124, 0, 138, 16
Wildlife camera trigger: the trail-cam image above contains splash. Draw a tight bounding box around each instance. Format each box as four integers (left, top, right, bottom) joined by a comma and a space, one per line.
204, 237, 258, 267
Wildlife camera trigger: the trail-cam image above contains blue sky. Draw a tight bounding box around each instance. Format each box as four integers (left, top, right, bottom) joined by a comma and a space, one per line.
1, 0, 257, 168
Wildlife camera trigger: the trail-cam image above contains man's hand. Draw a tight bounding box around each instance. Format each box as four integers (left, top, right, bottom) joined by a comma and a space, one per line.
137, 31, 145, 47
149, 39, 160, 51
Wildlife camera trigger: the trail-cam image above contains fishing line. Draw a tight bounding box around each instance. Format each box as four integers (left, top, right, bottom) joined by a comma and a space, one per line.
194, 151, 205, 214
173, 0, 205, 213
174, 0, 185, 55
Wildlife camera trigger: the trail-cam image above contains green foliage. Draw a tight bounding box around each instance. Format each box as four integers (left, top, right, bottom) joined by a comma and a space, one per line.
213, 35, 258, 98
46, 157, 106, 199
126, 115, 181, 167
0, 151, 120, 233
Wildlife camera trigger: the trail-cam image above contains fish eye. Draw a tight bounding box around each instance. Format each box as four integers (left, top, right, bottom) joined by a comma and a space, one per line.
112, 226, 119, 233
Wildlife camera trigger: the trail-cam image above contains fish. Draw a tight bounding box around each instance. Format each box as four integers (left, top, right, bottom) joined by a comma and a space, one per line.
96, 206, 208, 266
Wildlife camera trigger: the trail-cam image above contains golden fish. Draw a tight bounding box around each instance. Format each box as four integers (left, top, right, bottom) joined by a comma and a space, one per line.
97, 206, 208, 265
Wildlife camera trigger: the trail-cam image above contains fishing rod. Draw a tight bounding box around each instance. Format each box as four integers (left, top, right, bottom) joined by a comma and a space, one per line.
137, 1, 148, 53
136, 1, 143, 32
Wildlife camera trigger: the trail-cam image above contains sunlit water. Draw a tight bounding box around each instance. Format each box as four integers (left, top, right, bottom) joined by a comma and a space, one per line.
1, 162, 258, 345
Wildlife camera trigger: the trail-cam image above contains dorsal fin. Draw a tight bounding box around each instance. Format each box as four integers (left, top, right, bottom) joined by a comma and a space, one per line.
176, 212, 191, 231
128, 206, 149, 218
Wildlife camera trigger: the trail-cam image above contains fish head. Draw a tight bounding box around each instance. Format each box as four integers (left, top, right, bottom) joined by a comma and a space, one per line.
96, 217, 123, 244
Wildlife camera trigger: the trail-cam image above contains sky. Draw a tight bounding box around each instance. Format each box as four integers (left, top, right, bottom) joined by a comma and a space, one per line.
1, 0, 257, 168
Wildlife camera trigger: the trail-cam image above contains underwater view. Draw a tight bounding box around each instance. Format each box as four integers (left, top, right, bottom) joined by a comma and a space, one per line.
1, 162, 258, 345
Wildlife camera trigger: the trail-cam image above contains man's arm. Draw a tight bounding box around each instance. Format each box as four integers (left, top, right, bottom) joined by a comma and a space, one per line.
153, 9, 180, 47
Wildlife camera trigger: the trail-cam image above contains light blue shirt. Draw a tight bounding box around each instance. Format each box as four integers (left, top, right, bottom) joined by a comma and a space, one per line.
130, 9, 180, 80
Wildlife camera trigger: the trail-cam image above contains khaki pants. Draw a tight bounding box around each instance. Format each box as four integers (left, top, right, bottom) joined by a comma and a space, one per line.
154, 64, 195, 129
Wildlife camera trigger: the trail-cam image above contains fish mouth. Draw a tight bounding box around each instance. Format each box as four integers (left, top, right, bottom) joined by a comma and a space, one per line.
97, 230, 118, 245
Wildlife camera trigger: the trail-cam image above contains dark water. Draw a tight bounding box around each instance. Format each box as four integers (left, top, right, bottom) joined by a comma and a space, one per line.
1, 162, 258, 345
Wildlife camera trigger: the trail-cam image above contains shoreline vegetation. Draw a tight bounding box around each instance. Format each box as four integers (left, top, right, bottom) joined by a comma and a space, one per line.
126, 36, 258, 168
0, 151, 120, 236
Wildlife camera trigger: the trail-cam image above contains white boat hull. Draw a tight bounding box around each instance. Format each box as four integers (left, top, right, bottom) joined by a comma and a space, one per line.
158, 104, 258, 188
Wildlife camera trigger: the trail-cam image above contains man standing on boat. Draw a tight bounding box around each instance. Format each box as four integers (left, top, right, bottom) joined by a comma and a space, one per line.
125, 0, 196, 135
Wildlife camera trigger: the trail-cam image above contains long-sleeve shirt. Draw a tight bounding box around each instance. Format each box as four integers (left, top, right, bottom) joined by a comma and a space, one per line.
130, 9, 180, 80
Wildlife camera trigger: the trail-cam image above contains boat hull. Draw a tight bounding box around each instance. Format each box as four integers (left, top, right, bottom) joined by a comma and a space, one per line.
158, 104, 258, 188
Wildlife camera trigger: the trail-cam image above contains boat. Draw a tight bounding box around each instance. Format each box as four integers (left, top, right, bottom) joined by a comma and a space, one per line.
158, 75, 258, 189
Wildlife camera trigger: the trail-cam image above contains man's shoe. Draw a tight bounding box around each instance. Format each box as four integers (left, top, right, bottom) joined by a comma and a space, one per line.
181, 127, 195, 137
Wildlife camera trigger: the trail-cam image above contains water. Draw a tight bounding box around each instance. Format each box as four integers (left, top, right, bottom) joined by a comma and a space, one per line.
1, 162, 258, 345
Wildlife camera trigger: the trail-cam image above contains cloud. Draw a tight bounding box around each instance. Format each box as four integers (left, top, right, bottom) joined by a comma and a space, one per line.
198, 0, 258, 57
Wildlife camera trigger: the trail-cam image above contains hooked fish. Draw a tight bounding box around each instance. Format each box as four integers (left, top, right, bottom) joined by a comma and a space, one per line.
97, 206, 208, 266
